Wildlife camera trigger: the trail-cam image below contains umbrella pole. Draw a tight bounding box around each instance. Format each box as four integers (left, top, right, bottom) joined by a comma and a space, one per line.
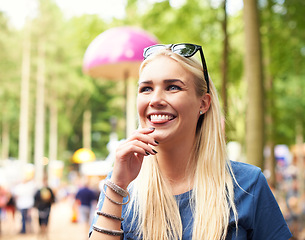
124, 71, 128, 138
124, 71, 137, 138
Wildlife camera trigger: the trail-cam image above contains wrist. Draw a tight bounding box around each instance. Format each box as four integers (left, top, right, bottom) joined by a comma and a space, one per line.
109, 176, 129, 190
103, 179, 130, 205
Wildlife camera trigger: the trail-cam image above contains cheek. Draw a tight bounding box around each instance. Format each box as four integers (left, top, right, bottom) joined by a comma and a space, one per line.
137, 97, 147, 118
179, 99, 201, 118
177, 96, 198, 110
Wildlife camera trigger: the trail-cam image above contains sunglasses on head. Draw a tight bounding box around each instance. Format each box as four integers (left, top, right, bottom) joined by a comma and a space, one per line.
143, 43, 210, 93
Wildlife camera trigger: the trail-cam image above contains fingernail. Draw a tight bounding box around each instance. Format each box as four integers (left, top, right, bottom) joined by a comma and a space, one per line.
145, 151, 150, 155
149, 127, 155, 131
152, 149, 158, 154
154, 140, 159, 144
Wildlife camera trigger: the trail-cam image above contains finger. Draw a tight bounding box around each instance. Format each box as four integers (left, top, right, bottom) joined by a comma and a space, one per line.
137, 127, 155, 134
128, 128, 159, 146
122, 140, 157, 156
116, 141, 145, 158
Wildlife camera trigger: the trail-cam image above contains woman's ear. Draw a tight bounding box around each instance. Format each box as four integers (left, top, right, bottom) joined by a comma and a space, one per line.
199, 94, 211, 114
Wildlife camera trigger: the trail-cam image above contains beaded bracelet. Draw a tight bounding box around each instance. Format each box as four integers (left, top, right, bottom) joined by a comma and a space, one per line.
92, 224, 124, 236
96, 211, 124, 221
102, 180, 130, 205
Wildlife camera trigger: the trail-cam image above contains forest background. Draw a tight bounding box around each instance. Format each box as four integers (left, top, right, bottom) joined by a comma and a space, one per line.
0, 0, 304, 186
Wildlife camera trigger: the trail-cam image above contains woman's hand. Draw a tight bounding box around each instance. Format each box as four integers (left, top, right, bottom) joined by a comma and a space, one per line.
110, 128, 158, 189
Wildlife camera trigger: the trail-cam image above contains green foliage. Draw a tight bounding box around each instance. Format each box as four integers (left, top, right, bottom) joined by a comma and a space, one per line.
274, 75, 305, 144
260, 0, 305, 145
89, 80, 125, 158
0, 11, 22, 158
0, 0, 304, 166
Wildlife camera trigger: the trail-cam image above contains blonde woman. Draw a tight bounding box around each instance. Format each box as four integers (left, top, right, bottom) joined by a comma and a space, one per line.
89, 43, 291, 240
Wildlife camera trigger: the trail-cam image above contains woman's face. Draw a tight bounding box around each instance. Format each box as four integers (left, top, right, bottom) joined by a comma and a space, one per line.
137, 56, 207, 144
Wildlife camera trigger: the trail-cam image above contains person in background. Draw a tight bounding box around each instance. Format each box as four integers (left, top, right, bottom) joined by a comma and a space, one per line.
34, 177, 55, 238
89, 43, 292, 240
13, 176, 36, 234
75, 177, 98, 234
0, 185, 8, 210
0, 185, 8, 234
3, 187, 16, 234
5, 190, 16, 220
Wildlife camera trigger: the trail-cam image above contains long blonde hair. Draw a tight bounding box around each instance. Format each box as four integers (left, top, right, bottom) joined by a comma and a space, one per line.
127, 49, 237, 240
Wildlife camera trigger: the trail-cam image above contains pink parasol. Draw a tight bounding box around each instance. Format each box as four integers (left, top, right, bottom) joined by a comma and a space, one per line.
82, 26, 159, 137
83, 26, 159, 80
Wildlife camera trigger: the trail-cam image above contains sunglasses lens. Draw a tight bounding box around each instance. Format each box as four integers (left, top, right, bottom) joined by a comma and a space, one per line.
172, 44, 197, 57
144, 45, 167, 59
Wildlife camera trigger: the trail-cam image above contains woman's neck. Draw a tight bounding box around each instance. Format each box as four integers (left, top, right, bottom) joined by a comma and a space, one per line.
155, 138, 196, 195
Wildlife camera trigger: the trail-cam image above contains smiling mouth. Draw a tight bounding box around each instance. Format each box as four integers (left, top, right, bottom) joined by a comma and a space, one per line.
148, 114, 176, 123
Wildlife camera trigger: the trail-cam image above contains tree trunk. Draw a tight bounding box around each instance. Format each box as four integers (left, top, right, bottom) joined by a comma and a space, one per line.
221, 0, 229, 127
243, 0, 265, 169
18, 21, 31, 173
34, 38, 46, 186
296, 121, 304, 210
264, 0, 276, 186
126, 77, 137, 138
83, 109, 92, 149
1, 120, 9, 160
49, 89, 58, 161
49, 104, 58, 162
48, 90, 58, 183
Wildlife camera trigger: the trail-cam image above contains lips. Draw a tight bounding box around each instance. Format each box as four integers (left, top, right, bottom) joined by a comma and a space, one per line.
148, 114, 176, 123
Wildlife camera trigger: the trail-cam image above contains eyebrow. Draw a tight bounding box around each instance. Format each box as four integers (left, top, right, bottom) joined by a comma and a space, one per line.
138, 79, 186, 86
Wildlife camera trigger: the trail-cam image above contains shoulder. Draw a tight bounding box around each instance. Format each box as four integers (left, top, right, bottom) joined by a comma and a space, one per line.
229, 161, 271, 211
230, 161, 292, 239
230, 160, 262, 177
230, 161, 263, 192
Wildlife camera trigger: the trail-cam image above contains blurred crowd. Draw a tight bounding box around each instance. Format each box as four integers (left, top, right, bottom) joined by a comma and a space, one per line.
0, 165, 304, 239
271, 164, 305, 240
0, 174, 100, 240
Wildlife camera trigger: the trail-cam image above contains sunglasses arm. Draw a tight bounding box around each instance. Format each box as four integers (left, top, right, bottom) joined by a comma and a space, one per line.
199, 49, 210, 93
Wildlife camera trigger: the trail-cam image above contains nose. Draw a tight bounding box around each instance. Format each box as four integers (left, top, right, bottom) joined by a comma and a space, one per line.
149, 88, 166, 108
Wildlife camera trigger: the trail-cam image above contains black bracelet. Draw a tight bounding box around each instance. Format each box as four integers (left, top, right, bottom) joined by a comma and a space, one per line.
92, 224, 124, 236
96, 211, 124, 221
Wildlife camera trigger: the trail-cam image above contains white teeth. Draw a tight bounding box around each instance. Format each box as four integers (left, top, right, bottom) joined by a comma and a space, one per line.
150, 115, 173, 121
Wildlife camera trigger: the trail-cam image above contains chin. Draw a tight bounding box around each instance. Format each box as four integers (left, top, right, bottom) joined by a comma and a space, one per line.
152, 129, 176, 143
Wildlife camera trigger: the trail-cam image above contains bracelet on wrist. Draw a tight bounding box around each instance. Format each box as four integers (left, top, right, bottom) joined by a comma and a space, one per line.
92, 224, 124, 236
96, 211, 124, 221
102, 180, 130, 205
105, 179, 128, 197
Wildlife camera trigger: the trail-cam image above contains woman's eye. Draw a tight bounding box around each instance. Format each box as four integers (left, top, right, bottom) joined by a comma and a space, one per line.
139, 86, 152, 93
167, 85, 182, 91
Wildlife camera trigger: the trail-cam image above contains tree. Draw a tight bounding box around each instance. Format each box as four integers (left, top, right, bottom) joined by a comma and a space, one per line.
262, 0, 277, 186
221, 0, 229, 130
243, 0, 264, 168
259, 0, 305, 187
18, 20, 31, 172
0, 12, 21, 160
